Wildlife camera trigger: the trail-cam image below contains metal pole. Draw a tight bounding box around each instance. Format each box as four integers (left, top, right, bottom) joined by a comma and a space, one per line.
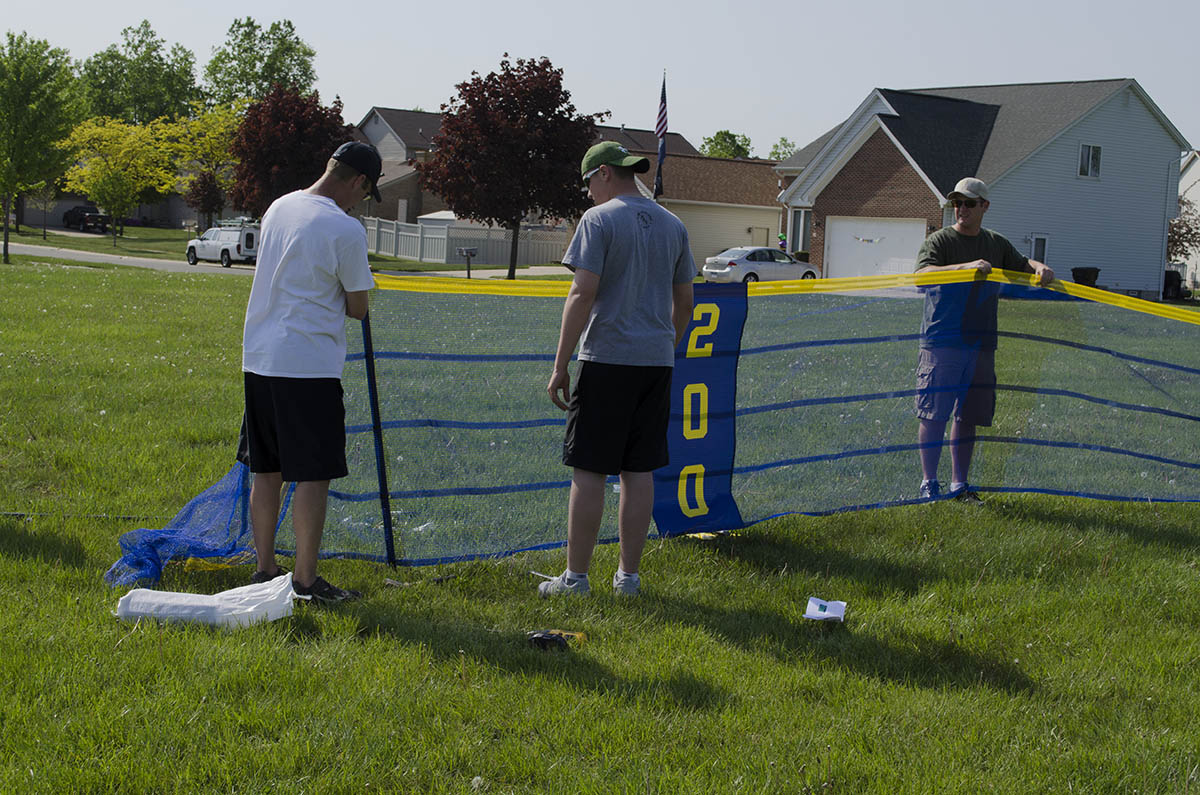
359, 312, 396, 566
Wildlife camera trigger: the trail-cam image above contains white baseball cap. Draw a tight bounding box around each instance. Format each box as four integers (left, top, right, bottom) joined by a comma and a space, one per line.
948, 177, 989, 201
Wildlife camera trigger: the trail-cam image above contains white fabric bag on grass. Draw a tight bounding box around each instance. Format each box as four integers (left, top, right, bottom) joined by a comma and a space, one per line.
116, 572, 296, 628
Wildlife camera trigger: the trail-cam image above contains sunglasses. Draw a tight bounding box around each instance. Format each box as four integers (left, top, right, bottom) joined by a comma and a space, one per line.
952, 198, 981, 209
582, 166, 602, 184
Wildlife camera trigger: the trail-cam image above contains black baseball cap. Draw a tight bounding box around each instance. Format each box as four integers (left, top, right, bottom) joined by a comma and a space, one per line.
332, 142, 384, 202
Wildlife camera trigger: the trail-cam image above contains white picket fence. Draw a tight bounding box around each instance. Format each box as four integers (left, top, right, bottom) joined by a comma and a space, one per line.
362, 217, 570, 266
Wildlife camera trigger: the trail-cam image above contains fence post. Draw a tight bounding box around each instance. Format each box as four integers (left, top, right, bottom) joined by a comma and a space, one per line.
391, 220, 400, 258
418, 225, 425, 262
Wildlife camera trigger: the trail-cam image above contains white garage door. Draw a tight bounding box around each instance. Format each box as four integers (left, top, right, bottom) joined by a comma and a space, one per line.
825, 217, 927, 279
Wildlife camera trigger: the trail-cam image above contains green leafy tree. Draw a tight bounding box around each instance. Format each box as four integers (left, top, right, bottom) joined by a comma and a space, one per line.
419, 55, 604, 279
79, 20, 198, 123
25, 180, 58, 240
61, 117, 174, 246
0, 31, 78, 263
203, 18, 316, 105
164, 101, 244, 227
769, 136, 797, 161
700, 130, 753, 159
1169, 196, 1200, 263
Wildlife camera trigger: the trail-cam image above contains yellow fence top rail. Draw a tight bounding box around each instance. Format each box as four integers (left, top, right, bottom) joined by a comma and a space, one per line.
373, 270, 1200, 326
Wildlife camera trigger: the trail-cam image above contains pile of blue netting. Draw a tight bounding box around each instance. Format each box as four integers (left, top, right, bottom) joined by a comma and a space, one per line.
106, 271, 1200, 586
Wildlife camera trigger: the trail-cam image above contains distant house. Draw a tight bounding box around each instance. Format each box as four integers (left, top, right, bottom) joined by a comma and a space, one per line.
356, 105, 782, 265
630, 154, 784, 267
1179, 150, 1200, 287
356, 107, 699, 223
777, 79, 1191, 298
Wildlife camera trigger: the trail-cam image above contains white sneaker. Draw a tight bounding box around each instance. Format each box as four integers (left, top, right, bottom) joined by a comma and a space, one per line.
612, 570, 641, 596
537, 572, 589, 597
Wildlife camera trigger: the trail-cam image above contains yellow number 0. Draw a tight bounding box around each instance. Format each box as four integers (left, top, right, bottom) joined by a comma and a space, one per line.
686, 304, 720, 358
682, 383, 708, 440
678, 464, 709, 518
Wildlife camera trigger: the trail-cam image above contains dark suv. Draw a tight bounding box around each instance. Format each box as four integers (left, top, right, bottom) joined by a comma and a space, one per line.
62, 205, 111, 233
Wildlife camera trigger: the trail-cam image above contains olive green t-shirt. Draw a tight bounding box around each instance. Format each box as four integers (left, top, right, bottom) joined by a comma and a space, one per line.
915, 227, 1031, 349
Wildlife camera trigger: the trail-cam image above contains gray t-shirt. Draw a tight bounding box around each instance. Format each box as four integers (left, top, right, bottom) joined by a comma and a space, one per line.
562, 195, 696, 367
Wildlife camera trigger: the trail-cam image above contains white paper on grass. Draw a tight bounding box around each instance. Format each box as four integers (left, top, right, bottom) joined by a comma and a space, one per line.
116, 572, 296, 628
804, 597, 847, 622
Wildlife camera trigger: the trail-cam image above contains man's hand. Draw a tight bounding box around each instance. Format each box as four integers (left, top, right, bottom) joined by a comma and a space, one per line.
961, 259, 992, 274
1031, 261, 1055, 285
548, 367, 571, 411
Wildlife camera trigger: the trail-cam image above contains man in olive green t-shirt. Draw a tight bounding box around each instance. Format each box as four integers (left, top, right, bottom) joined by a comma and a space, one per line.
913, 177, 1054, 503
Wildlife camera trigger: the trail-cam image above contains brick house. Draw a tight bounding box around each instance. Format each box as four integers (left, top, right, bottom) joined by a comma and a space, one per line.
777, 79, 1191, 297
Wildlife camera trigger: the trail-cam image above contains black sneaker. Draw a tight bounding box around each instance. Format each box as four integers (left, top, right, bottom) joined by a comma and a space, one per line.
919, 480, 941, 499
250, 567, 288, 585
955, 489, 984, 504
293, 576, 362, 604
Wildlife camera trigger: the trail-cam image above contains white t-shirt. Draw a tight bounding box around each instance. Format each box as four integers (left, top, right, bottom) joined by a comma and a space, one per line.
242, 191, 375, 379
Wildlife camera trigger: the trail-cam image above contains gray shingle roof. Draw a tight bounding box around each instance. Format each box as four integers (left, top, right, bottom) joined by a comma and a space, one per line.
783, 79, 1138, 192
364, 108, 699, 156
877, 89, 997, 195
905, 79, 1131, 183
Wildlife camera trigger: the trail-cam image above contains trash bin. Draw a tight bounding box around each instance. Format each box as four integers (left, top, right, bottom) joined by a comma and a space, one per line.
1071, 267, 1100, 287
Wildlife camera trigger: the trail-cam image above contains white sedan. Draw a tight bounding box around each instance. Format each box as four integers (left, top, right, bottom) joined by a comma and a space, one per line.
701, 247, 818, 283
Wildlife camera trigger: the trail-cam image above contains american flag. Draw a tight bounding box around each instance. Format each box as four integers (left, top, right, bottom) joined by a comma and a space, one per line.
653, 74, 667, 199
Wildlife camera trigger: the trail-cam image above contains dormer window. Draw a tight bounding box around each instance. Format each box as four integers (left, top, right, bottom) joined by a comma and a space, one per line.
1079, 144, 1102, 178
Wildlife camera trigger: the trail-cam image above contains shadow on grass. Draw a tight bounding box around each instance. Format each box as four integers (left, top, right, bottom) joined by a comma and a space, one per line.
648, 594, 1034, 694
299, 602, 732, 712
1012, 498, 1200, 551
683, 532, 933, 595
0, 516, 86, 567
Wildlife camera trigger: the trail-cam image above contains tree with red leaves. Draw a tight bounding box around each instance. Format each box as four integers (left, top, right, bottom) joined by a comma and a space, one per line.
229, 84, 351, 217
419, 55, 605, 279
184, 170, 225, 230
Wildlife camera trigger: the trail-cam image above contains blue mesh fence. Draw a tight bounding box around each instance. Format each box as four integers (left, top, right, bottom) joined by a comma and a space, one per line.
106, 272, 1200, 586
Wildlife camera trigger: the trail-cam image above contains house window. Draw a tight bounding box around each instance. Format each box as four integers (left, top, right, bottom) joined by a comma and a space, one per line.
790, 209, 812, 254
1079, 144, 1102, 178
1031, 234, 1049, 263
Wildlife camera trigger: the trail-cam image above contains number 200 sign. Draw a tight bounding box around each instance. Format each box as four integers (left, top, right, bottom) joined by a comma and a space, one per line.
652, 283, 747, 536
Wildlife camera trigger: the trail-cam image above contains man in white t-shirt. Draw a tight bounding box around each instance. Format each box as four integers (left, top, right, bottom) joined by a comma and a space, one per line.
236, 141, 380, 603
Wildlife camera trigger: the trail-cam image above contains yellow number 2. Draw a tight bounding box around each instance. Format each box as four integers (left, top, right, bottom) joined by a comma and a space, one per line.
686, 304, 720, 358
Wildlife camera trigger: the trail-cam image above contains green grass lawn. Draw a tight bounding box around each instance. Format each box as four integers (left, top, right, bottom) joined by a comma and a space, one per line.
2, 255, 1200, 792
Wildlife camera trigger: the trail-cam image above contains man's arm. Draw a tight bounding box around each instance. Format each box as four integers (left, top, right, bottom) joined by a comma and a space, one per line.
547, 269, 600, 410
915, 259, 992, 275
671, 281, 694, 347
345, 290, 369, 320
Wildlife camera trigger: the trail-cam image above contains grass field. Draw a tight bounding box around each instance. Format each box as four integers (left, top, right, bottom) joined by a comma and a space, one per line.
3, 255, 1200, 792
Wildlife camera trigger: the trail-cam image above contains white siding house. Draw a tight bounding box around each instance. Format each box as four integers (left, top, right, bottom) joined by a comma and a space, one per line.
777, 79, 1191, 298
982, 85, 1184, 295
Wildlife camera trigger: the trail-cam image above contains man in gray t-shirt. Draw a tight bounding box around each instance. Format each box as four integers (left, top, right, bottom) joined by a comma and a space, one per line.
540, 141, 695, 598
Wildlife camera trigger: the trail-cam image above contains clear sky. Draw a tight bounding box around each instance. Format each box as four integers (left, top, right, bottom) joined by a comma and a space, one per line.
6, 0, 1198, 158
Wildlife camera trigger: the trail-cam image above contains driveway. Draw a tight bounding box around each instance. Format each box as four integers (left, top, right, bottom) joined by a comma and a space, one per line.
6, 242, 252, 275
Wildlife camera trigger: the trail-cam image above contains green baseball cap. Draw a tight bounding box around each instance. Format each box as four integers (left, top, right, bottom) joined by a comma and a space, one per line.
580, 141, 650, 178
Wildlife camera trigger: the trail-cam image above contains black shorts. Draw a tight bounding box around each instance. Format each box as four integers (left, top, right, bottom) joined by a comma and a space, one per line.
236, 372, 348, 482
562, 361, 672, 475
